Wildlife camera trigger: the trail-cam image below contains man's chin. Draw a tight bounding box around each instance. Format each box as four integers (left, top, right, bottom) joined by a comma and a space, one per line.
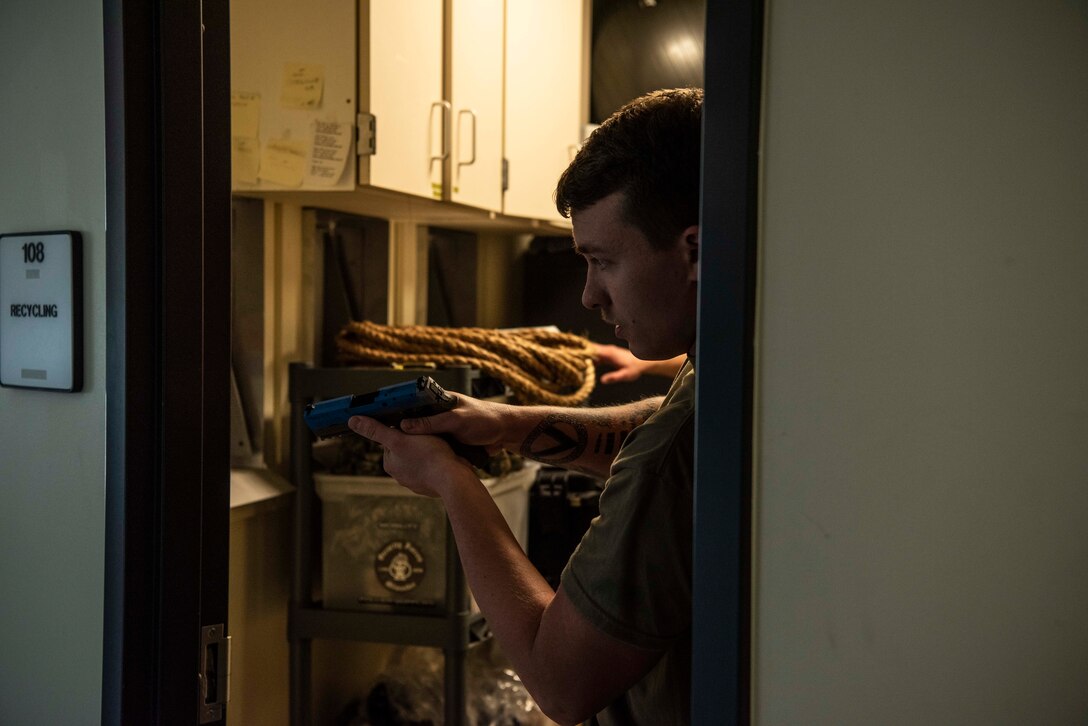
628, 342, 678, 362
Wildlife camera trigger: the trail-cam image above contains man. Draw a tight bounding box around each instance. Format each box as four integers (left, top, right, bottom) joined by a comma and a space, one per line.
348, 87, 702, 726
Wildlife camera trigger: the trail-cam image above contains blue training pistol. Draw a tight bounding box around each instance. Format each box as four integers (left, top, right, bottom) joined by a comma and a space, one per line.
303, 376, 491, 470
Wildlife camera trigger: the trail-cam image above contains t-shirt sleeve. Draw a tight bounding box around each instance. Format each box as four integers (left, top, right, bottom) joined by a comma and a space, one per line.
559, 413, 694, 651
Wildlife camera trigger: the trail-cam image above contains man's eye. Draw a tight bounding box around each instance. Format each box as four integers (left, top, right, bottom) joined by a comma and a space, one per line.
592, 258, 608, 270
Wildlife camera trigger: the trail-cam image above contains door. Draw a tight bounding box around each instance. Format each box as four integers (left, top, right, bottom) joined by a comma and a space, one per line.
366, 0, 445, 198
449, 0, 505, 211
102, 0, 232, 723
229, 0, 358, 192
503, 0, 585, 221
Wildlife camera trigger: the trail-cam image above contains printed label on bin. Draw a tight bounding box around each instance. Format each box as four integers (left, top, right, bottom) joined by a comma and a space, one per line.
374, 539, 426, 593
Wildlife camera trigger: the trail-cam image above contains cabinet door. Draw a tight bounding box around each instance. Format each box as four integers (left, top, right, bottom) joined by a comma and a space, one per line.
365, 0, 445, 199
450, 0, 505, 212
230, 0, 357, 191
504, 0, 586, 221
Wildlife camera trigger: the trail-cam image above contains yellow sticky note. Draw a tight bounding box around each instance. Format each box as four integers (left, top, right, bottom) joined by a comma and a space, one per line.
259, 138, 307, 187
231, 137, 260, 185
281, 64, 324, 110
231, 92, 261, 138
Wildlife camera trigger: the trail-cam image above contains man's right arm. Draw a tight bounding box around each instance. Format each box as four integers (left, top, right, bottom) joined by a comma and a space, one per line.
503, 398, 662, 478
400, 396, 662, 479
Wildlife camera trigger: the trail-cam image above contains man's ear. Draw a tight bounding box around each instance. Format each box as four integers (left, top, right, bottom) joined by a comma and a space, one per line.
681, 225, 699, 280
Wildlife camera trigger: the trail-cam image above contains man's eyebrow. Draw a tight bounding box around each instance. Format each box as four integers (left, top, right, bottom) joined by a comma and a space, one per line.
571, 239, 596, 255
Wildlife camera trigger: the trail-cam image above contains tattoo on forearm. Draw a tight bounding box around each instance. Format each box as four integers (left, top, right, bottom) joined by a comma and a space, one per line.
521, 401, 657, 464
593, 431, 630, 455
589, 401, 658, 433
520, 415, 589, 464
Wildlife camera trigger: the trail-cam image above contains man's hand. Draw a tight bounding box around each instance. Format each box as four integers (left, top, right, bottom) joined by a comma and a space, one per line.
594, 343, 686, 384
398, 392, 509, 453
346, 415, 475, 497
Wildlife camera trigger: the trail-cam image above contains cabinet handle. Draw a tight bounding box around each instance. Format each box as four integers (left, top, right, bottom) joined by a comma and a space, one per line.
429, 100, 451, 172
456, 108, 478, 182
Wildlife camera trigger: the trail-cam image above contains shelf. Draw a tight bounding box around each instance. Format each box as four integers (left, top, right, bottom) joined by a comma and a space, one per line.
230, 466, 294, 515
288, 364, 493, 725
235, 185, 572, 236
289, 605, 490, 649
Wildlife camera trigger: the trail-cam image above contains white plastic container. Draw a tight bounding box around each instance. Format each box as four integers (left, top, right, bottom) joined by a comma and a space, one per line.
315, 463, 537, 612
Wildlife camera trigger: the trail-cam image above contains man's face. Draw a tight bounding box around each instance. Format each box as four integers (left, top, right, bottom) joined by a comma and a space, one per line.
572, 191, 699, 360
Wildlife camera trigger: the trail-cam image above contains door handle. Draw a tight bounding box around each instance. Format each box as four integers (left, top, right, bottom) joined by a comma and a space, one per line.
429, 100, 451, 173
456, 108, 478, 183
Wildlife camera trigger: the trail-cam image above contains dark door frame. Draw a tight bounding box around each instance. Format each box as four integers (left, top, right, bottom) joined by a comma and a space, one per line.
102, 0, 232, 723
692, 1, 764, 723
100, 0, 761, 722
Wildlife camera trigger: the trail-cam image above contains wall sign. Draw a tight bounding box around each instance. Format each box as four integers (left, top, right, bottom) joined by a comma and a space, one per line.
0, 231, 83, 392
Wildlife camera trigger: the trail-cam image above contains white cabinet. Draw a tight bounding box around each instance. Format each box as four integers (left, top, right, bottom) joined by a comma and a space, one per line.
362, 0, 444, 200
365, 0, 506, 212
231, 0, 586, 221
504, 0, 586, 222
449, 0, 505, 212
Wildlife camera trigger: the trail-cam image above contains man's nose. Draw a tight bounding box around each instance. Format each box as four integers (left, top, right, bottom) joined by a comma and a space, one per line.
582, 269, 605, 310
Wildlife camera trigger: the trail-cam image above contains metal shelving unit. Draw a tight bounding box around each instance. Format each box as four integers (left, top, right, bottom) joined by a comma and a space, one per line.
287, 363, 491, 726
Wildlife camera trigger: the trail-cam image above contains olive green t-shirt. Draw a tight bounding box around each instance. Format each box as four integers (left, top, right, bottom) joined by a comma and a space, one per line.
560, 360, 695, 726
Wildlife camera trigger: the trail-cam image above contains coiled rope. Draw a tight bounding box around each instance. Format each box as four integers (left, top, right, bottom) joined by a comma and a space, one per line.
335, 320, 597, 406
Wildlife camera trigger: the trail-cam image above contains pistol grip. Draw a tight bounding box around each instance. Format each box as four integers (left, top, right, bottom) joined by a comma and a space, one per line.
440, 434, 491, 470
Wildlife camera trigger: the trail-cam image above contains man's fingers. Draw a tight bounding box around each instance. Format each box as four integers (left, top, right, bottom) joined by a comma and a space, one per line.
400, 411, 455, 435
348, 415, 398, 445
600, 369, 636, 384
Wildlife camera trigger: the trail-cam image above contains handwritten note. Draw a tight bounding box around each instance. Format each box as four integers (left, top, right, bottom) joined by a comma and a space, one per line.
231, 137, 260, 185
258, 138, 308, 187
280, 64, 324, 110
231, 92, 261, 138
306, 120, 351, 185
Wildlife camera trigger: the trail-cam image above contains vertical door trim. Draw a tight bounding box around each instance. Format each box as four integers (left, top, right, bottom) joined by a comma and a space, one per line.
103, 0, 158, 719
692, 1, 765, 724
102, 0, 232, 723
199, 0, 233, 719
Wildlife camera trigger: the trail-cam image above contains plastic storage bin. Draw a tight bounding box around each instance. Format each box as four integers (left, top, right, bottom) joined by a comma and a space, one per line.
315, 463, 537, 612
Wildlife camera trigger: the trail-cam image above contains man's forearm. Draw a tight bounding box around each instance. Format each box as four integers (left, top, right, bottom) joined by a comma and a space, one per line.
499, 398, 662, 479
439, 468, 660, 725
439, 472, 553, 687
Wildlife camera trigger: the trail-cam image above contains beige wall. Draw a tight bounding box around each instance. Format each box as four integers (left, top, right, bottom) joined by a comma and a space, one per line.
228, 499, 396, 726
228, 503, 293, 726
231, 200, 403, 724
755, 1, 1088, 723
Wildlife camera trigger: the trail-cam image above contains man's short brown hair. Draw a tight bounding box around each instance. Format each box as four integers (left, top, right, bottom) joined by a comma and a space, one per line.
555, 87, 702, 249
